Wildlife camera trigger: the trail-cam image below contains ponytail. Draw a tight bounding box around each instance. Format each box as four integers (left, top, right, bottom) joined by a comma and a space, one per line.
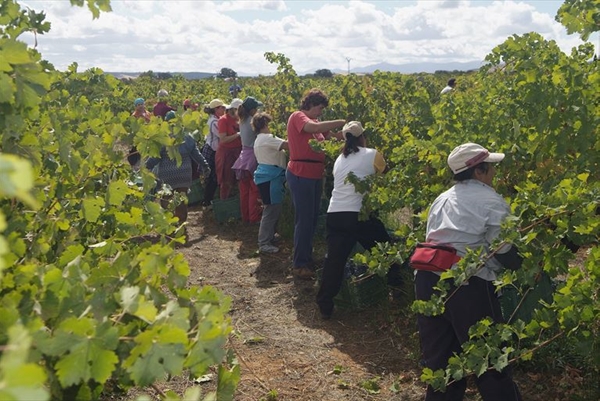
342, 133, 361, 157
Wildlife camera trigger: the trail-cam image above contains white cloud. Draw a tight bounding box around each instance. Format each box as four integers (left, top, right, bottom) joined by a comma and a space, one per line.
221, 0, 287, 11
19, 0, 588, 75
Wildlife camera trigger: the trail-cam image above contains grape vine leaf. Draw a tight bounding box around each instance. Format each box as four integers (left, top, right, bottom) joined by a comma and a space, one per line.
0, 325, 49, 401
55, 341, 119, 386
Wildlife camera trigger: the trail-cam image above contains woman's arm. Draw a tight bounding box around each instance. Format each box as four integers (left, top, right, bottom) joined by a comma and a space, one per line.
302, 119, 346, 134
217, 118, 241, 143
279, 141, 289, 151
373, 151, 387, 174
186, 135, 210, 173
145, 157, 160, 170
325, 130, 344, 140
218, 131, 241, 143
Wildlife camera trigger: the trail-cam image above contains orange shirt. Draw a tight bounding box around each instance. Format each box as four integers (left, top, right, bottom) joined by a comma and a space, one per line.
132, 110, 151, 123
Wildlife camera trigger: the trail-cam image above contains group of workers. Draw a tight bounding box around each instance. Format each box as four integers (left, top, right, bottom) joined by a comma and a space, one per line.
131, 86, 523, 401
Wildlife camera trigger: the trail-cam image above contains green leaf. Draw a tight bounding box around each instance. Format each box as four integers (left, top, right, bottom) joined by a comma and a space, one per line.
576, 172, 589, 182
58, 244, 85, 268
358, 377, 380, 394
55, 342, 118, 386
119, 286, 158, 323
108, 179, 129, 202
81, 197, 105, 223
0, 154, 37, 207
182, 387, 202, 401
216, 364, 240, 401
0, 73, 15, 102
156, 301, 190, 330
493, 352, 509, 372
0, 325, 49, 401
0, 39, 31, 65
0, 58, 11, 73
126, 341, 186, 386
49, 320, 118, 379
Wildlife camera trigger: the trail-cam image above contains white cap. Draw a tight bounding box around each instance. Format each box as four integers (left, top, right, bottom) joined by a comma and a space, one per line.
157, 89, 168, 97
226, 98, 243, 110
342, 121, 364, 137
447, 143, 505, 174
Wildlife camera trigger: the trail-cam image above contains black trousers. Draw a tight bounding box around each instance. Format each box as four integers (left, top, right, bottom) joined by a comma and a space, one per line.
316, 212, 402, 315
201, 144, 218, 205
415, 271, 522, 401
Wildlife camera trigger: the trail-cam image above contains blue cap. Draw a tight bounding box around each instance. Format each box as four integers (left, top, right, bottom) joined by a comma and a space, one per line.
164, 110, 176, 121
134, 98, 145, 106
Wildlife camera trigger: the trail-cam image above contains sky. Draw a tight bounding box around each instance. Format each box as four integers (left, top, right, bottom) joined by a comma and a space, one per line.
20, 0, 594, 76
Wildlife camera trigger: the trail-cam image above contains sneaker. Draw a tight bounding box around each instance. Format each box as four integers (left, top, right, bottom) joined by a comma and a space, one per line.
272, 233, 282, 244
259, 244, 279, 254
292, 267, 315, 280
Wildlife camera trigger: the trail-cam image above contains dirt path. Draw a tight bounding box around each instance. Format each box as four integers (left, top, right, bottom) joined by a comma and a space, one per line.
181, 206, 427, 400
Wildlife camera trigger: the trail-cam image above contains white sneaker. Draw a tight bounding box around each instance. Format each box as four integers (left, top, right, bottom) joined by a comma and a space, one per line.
259, 244, 279, 254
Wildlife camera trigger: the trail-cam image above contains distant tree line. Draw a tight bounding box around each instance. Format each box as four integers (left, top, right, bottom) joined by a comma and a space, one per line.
138, 71, 174, 80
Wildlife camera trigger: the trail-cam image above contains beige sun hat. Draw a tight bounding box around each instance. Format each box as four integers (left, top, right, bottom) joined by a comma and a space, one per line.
447, 143, 505, 174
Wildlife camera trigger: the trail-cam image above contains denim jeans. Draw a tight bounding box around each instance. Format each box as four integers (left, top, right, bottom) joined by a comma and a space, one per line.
286, 170, 322, 268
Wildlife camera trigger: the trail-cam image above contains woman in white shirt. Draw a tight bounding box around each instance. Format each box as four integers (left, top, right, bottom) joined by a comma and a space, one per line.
416, 143, 522, 401
316, 121, 401, 319
252, 112, 289, 253
201, 99, 226, 207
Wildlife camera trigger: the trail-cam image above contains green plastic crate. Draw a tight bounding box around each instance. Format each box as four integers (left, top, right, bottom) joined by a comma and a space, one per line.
188, 179, 204, 206
500, 272, 554, 323
317, 267, 388, 311
334, 273, 388, 310
212, 196, 241, 223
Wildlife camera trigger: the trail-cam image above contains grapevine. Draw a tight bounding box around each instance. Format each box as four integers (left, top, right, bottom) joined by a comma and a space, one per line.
1, 0, 598, 399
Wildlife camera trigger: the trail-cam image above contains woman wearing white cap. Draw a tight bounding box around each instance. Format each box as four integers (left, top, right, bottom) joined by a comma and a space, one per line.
216, 98, 243, 200
152, 89, 176, 119
316, 121, 402, 319
414, 142, 523, 401
201, 99, 226, 207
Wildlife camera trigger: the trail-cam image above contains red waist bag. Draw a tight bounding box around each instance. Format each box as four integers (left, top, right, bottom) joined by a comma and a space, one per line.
409, 243, 461, 272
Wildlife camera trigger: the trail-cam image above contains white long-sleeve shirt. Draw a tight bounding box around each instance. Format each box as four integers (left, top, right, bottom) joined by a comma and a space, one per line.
426, 179, 510, 281
205, 115, 220, 151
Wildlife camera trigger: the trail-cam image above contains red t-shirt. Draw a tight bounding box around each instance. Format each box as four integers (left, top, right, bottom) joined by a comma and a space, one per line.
286, 111, 326, 179
152, 102, 175, 118
217, 114, 241, 149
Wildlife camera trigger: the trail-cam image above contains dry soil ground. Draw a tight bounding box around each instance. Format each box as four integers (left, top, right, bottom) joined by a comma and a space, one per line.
114, 205, 592, 401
